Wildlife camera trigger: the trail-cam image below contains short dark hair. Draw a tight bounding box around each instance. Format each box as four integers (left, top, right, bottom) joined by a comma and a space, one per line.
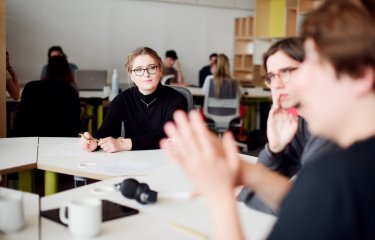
47, 46, 65, 59
209, 53, 218, 59
263, 37, 304, 72
165, 50, 178, 60
44, 56, 73, 84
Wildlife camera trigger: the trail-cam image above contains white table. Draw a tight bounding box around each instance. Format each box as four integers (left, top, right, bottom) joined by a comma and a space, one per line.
185, 86, 203, 97
41, 172, 276, 239
0, 137, 38, 175
79, 90, 109, 99
37, 137, 257, 180
0, 187, 39, 240
38, 138, 275, 239
37, 137, 171, 180
241, 87, 271, 99
0, 137, 274, 239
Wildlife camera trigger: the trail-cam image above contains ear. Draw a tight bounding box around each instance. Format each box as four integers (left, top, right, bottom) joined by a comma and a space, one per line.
353, 67, 375, 96
304, 38, 321, 62
159, 64, 163, 74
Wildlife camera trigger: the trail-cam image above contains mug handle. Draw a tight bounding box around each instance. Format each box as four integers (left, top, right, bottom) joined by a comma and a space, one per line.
59, 202, 69, 225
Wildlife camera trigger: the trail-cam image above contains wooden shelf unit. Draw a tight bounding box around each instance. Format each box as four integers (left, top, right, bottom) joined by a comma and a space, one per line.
233, 0, 320, 87
255, 0, 320, 38
233, 16, 254, 85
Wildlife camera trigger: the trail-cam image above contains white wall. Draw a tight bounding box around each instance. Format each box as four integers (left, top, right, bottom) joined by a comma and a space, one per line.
7, 0, 252, 86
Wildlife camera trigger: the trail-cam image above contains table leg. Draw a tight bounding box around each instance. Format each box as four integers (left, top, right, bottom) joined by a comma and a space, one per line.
18, 170, 34, 192
97, 104, 103, 130
44, 171, 58, 196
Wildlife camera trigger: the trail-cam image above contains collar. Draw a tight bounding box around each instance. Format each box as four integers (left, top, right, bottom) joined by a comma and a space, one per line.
135, 83, 162, 103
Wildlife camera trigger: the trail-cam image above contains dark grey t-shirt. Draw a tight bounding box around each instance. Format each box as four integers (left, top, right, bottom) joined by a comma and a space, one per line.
239, 118, 339, 215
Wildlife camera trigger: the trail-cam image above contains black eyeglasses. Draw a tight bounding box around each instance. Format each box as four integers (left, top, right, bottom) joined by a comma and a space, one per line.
131, 65, 159, 77
264, 67, 298, 87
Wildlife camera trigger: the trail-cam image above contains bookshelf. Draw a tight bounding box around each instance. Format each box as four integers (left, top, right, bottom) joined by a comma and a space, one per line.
233, 16, 254, 86
233, 0, 321, 86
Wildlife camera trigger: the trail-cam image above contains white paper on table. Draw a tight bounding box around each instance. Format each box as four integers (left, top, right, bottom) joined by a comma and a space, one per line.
42, 141, 89, 157
78, 161, 159, 176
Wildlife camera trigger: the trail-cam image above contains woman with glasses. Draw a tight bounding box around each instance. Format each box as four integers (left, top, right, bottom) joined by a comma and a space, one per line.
239, 38, 338, 214
79, 47, 188, 153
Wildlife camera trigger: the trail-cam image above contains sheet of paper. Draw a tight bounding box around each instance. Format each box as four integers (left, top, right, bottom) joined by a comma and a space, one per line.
82, 161, 156, 176
78, 161, 159, 176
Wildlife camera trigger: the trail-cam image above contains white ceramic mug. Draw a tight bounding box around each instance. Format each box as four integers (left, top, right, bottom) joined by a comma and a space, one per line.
59, 198, 102, 238
0, 192, 24, 234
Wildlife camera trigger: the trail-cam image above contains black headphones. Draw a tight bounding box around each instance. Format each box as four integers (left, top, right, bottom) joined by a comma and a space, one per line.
115, 178, 158, 204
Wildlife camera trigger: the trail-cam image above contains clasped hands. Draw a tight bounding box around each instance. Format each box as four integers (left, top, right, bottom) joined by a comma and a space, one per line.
79, 132, 132, 153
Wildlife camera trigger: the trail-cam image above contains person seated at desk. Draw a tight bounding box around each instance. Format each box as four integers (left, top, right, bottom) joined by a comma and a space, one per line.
79, 47, 188, 153
199, 53, 217, 87
14, 56, 81, 137
6, 51, 20, 101
238, 38, 338, 215
40, 45, 78, 82
202, 53, 240, 128
161, 1, 375, 239
202, 53, 238, 97
162, 50, 185, 85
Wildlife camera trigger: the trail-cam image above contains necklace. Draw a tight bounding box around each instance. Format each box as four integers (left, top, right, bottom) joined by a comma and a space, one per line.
140, 98, 157, 108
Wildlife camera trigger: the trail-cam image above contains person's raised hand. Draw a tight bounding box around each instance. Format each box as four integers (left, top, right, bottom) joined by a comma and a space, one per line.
266, 94, 298, 153
160, 110, 241, 201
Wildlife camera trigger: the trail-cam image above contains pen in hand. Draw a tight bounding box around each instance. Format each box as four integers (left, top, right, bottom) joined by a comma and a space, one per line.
79, 133, 99, 142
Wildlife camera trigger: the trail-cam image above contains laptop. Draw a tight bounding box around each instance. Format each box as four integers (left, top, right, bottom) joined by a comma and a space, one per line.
75, 70, 107, 91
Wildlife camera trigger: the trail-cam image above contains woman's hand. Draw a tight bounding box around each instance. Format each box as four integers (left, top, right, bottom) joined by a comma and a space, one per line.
267, 95, 298, 153
79, 132, 98, 152
98, 137, 132, 153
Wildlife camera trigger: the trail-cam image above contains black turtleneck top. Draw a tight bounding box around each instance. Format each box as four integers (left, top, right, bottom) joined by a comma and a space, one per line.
94, 84, 187, 150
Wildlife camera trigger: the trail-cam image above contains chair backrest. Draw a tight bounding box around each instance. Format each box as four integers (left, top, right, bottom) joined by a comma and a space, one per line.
161, 74, 175, 85
202, 76, 240, 131
13, 80, 81, 137
169, 86, 194, 111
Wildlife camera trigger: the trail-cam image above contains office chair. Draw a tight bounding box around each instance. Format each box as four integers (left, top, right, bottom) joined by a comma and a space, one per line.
161, 74, 175, 85
169, 86, 194, 111
202, 76, 241, 133
202, 76, 248, 152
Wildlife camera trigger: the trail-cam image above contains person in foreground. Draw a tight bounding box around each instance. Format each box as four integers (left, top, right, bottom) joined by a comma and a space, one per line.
80, 47, 187, 153
161, 1, 375, 239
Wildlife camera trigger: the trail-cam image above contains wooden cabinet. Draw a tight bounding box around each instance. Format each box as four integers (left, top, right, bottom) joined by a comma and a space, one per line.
233, 16, 254, 86
255, 0, 286, 38
255, 0, 322, 38
233, 0, 321, 86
